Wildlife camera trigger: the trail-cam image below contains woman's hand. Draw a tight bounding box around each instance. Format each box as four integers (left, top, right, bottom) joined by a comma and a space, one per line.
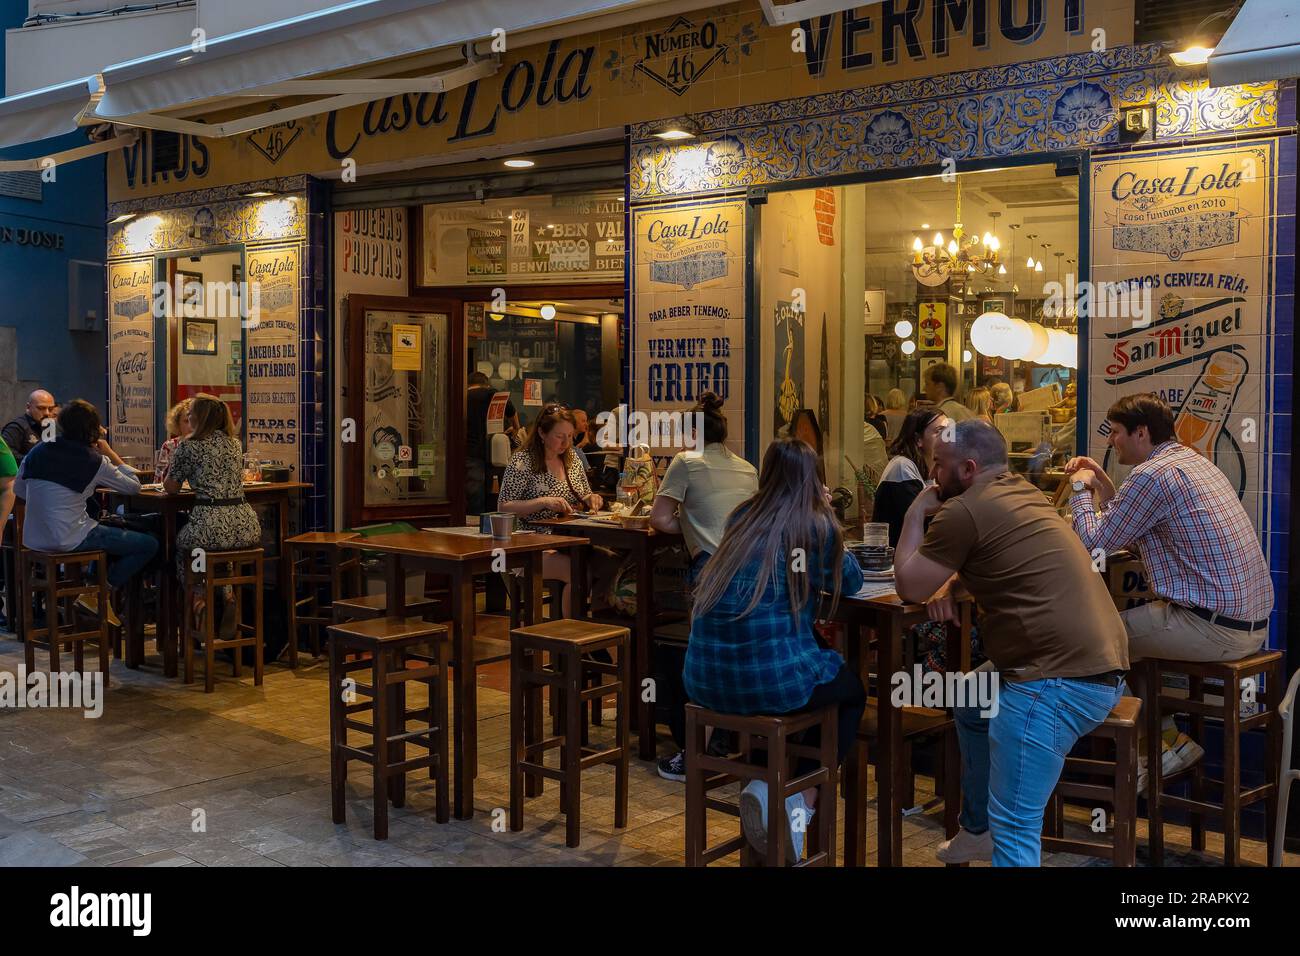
540, 496, 573, 515
584, 492, 603, 511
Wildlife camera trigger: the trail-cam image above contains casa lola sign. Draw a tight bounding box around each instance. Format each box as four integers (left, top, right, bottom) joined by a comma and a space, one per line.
108, 0, 1127, 200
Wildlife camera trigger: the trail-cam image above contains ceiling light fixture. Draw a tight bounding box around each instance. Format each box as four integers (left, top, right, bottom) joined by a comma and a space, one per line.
504, 158, 535, 168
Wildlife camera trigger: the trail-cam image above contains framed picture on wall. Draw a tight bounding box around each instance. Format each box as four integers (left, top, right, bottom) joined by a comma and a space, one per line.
177, 270, 204, 311
182, 317, 218, 355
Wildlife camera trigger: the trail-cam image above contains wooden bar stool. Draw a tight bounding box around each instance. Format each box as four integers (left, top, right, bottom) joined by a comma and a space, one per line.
327, 616, 450, 840
286, 532, 361, 666
1144, 650, 1284, 866
1043, 696, 1141, 866
684, 703, 838, 867
19, 549, 112, 686
332, 591, 442, 625
509, 619, 630, 848
182, 548, 264, 693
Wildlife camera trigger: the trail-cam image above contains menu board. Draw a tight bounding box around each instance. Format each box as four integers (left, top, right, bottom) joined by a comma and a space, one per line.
1088, 140, 1279, 531
422, 193, 624, 285
107, 258, 156, 459
633, 198, 746, 466
244, 244, 301, 472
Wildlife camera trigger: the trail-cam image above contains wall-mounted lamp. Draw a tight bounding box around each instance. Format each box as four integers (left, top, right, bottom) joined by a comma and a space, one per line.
539, 303, 557, 320
651, 117, 700, 141
108, 212, 136, 224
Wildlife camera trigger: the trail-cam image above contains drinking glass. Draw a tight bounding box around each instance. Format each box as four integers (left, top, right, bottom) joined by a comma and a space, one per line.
862, 523, 890, 549
241, 454, 262, 483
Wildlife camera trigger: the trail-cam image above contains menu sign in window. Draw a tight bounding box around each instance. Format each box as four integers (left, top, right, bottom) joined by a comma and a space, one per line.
422, 192, 625, 285
107, 258, 156, 459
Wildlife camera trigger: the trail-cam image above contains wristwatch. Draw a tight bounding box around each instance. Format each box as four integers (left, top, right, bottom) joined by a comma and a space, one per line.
1071, 478, 1087, 493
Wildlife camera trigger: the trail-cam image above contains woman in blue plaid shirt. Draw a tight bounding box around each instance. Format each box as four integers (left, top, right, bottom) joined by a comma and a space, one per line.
684, 437, 866, 861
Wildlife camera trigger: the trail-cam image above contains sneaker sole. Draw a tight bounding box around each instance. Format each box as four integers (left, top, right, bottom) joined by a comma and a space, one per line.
656, 767, 686, 783
739, 788, 768, 856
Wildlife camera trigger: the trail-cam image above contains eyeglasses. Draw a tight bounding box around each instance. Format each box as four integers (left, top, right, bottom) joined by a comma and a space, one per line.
542, 403, 568, 415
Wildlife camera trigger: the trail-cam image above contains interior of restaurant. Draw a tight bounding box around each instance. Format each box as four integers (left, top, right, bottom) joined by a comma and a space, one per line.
756, 163, 1081, 501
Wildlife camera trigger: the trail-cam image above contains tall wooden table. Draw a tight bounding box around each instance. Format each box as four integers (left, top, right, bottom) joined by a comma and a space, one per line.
337, 529, 589, 820
830, 586, 974, 867
534, 516, 685, 760
110, 482, 309, 674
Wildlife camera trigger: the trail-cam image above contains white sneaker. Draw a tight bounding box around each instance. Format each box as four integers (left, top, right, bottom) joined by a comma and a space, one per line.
1165, 733, 1205, 775
936, 827, 992, 863
738, 781, 813, 863
1137, 735, 1205, 795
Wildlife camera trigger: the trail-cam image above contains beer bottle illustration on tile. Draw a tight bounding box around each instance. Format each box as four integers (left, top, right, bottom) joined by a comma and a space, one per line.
1174, 349, 1247, 459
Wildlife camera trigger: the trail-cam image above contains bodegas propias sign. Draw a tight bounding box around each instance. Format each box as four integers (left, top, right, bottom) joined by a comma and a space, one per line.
109, 0, 1118, 199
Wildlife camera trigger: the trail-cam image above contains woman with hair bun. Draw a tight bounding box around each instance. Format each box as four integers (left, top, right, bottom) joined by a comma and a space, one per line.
649, 391, 759, 782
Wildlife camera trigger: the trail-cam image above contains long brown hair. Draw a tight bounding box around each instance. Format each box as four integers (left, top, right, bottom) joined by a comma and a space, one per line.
188, 393, 237, 441
523, 403, 579, 474
889, 408, 943, 475
691, 437, 846, 623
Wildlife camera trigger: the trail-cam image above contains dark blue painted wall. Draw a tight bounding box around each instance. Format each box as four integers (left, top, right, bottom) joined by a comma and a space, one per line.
0, 0, 107, 411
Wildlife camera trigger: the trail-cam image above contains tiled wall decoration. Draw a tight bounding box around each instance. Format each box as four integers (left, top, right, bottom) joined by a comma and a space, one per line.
630, 45, 1282, 200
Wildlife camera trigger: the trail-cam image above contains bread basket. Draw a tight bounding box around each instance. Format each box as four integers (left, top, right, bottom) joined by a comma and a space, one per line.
618, 514, 652, 530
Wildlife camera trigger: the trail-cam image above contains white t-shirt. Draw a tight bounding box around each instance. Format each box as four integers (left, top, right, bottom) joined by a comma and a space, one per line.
656, 444, 758, 558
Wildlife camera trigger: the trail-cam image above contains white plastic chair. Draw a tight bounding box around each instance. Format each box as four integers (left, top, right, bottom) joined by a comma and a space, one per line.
1275, 666, 1300, 867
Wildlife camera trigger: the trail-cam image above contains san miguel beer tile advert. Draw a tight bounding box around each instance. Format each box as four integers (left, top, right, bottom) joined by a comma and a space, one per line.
107, 259, 156, 460
1088, 140, 1281, 534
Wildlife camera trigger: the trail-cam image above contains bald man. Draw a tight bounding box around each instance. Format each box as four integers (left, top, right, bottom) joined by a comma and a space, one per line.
3, 389, 56, 465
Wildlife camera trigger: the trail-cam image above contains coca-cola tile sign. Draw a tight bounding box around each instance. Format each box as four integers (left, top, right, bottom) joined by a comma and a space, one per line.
107, 259, 156, 460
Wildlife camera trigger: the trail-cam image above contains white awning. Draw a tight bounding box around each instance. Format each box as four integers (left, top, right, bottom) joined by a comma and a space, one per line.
1208, 0, 1300, 87
0, 76, 96, 148
0, 0, 671, 151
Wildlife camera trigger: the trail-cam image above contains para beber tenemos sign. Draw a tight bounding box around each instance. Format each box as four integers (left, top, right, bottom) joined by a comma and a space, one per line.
1088, 139, 1282, 533
634, 199, 746, 463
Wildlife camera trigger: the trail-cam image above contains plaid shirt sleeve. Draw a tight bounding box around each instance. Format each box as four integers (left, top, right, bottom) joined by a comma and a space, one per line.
1070, 467, 1168, 554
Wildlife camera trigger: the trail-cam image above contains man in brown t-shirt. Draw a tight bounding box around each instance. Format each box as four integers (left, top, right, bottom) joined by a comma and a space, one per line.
895, 420, 1129, 866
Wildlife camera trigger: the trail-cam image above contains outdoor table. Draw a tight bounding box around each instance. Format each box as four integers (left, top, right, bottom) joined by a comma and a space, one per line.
829, 580, 975, 867
337, 528, 590, 819
109, 481, 310, 675
534, 515, 686, 761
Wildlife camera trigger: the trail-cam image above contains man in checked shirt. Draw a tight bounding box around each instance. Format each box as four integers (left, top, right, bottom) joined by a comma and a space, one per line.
1065, 393, 1274, 793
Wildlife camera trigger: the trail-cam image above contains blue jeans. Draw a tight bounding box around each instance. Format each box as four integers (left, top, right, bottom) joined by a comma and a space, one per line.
954, 672, 1126, 866
75, 524, 159, 589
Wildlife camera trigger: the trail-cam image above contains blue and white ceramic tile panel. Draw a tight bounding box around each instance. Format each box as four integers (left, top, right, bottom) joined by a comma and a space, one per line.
1268, 134, 1296, 644
629, 44, 1282, 200
300, 178, 331, 532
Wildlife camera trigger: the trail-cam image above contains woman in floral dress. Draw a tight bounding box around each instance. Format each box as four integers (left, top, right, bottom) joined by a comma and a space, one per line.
163, 394, 261, 601
497, 403, 602, 616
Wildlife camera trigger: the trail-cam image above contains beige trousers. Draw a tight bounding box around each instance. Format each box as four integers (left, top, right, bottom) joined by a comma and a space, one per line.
1121, 599, 1266, 664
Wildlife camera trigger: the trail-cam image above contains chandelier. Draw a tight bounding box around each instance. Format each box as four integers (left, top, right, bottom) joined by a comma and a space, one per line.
910, 180, 1003, 284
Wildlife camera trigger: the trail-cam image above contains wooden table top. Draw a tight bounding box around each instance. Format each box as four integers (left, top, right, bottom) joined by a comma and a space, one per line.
112, 481, 311, 501
534, 516, 681, 538
336, 529, 590, 561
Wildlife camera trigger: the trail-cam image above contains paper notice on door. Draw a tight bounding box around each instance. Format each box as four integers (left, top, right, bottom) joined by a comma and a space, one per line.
392, 323, 422, 370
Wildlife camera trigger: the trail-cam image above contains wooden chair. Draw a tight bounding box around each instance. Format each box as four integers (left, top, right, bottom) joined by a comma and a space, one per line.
19, 549, 111, 685
1043, 696, 1141, 866
182, 548, 264, 693
327, 615, 451, 840
684, 703, 838, 867
1144, 651, 1284, 866
509, 619, 630, 848
285, 531, 361, 666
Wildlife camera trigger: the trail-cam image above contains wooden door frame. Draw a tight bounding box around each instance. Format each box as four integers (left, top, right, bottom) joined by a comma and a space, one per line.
345, 294, 464, 528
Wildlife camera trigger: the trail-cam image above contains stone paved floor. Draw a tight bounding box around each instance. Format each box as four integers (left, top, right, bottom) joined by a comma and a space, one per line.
0, 628, 1292, 868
